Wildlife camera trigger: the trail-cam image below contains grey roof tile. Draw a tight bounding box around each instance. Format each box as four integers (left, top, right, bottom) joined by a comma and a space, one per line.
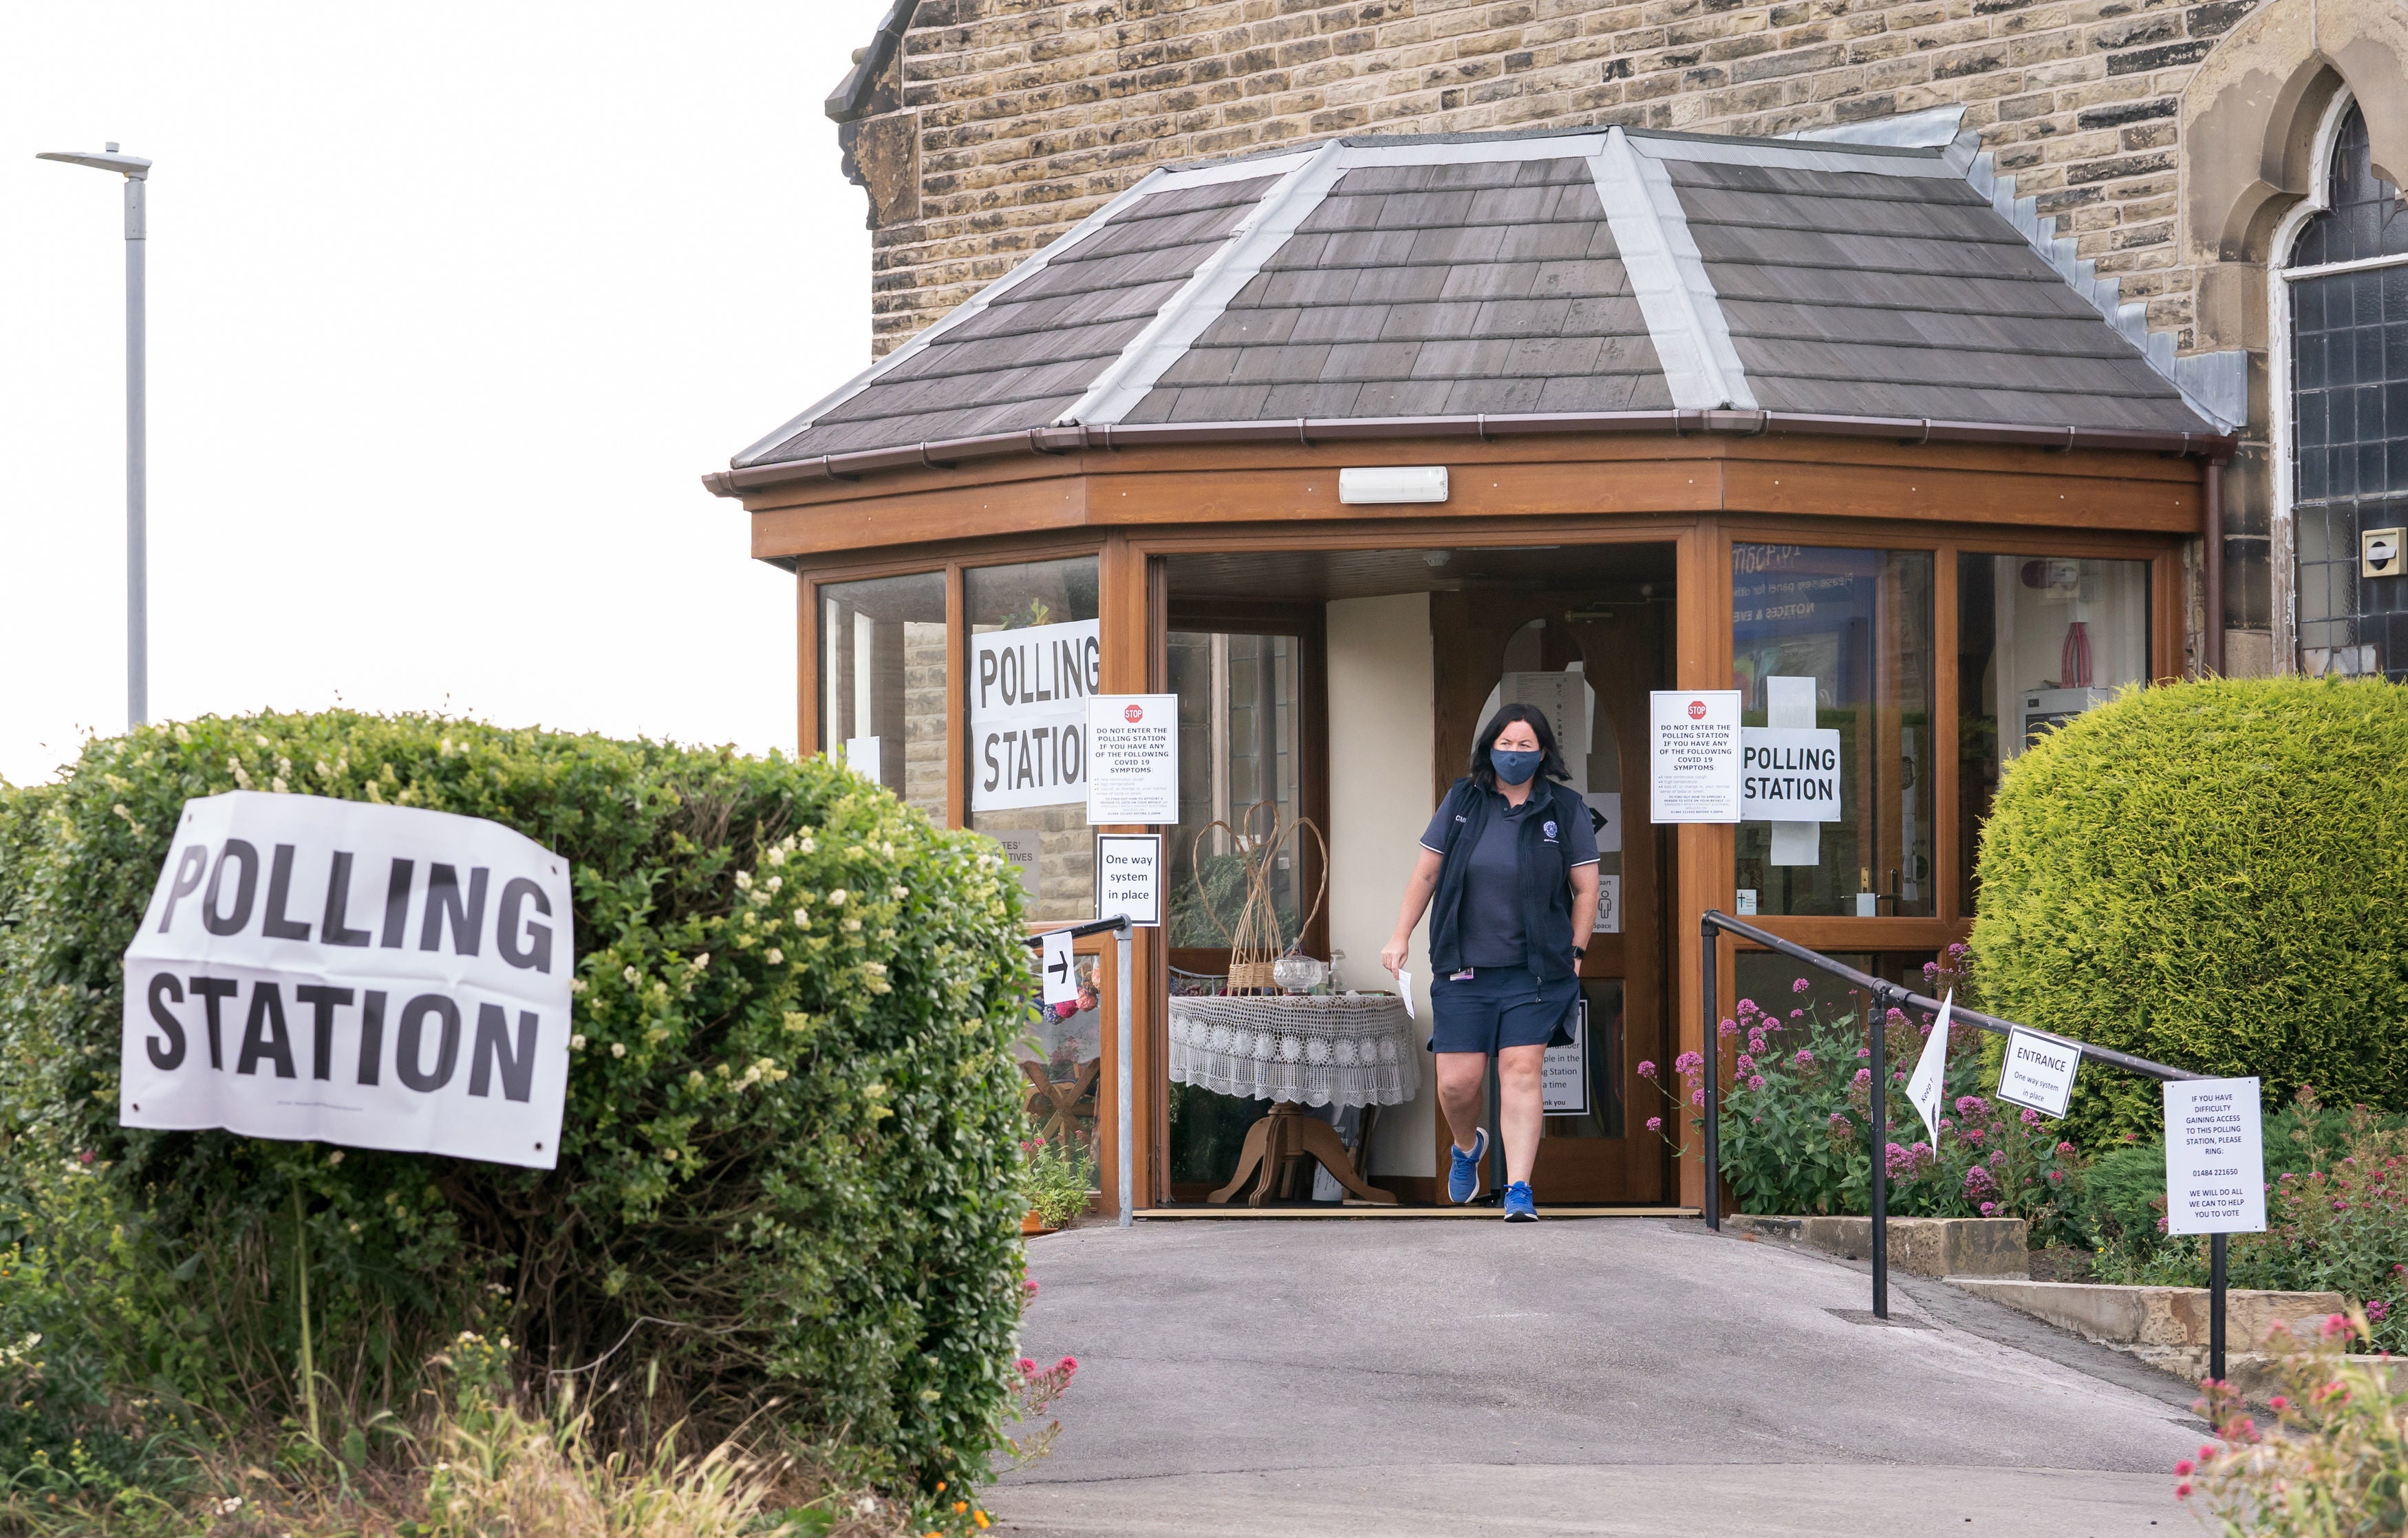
743, 128, 2217, 465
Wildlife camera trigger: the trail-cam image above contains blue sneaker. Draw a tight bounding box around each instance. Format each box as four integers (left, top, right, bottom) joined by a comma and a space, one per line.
1447, 1128, 1488, 1204
1503, 1181, 1538, 1221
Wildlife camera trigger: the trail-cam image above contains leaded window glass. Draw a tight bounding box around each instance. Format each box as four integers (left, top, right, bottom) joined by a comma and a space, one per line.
2288, 103, 2408, 680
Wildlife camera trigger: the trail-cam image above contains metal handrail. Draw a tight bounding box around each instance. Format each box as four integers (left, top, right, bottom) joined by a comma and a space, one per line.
1699, 910, 2232, 1378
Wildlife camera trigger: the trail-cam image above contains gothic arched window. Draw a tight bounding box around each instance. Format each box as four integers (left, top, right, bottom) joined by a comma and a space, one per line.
2286, 103, 2408, 679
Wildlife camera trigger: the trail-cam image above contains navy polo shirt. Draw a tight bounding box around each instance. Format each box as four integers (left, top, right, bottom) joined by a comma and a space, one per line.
1421, 786, 1601, 968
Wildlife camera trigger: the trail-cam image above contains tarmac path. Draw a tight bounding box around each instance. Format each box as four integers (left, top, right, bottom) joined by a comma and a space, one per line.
995, 1217, 2211, 1537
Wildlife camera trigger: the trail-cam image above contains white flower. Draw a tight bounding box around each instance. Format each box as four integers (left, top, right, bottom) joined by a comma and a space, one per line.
766, 847, 786, 867
765, 948, 784, 965
843, 917, 862, 933
570, 1034, 587, 1050
623, 965, 640, 985
765, 875, 782, 893
827, 888, 848, 906
314, 759, 333, 778
891, 884, 909, 900
270, 776, 290, 795
570, 978, 588, 994
327, 1150, 344, 1166
735, 870, 753, 890
610, 1043, 627, 1058
692, 952, 711, 970
797, 835, 816, 854
793, 908, 810, 926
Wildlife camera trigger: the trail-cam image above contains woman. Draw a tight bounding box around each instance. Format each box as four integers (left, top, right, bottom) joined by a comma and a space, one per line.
1380, 703, 1598, 1220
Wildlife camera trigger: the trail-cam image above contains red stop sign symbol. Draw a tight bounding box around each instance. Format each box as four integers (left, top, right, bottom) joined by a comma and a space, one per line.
1124, 703, 1144, 723
1688, 698, 1707, 720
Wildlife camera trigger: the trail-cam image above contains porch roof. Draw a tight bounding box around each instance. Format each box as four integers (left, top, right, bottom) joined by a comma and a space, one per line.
718, 120, 2242, 492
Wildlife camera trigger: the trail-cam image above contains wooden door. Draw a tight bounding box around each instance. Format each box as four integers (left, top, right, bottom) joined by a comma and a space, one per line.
1431, 585, 1671, 1206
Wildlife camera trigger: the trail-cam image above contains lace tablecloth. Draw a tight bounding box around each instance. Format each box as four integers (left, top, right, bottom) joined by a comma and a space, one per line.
1168, 994, 1420, 1108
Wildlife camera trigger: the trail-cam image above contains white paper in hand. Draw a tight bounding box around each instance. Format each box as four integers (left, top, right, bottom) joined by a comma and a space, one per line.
1904, 990, 1953, 1147
1398, 970, 1415, 1021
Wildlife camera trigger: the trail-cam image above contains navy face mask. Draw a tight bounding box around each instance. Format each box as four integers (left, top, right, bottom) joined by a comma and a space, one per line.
1491, 747, 1542, 787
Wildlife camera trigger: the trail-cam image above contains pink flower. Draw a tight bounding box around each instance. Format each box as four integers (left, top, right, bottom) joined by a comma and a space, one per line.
1856, 1046, 1871, 1058
1747, 1074, 1766, 1091
1016, 1356, 1036, 1374
1828, 1112, 1852, 1133
1025, 1280, 1040, 1296
1963, 1164, 1998, 1199
2020, 1108, 2041, 1126
2268, 1396, 2289, 1411
1885, 1007, 1906, 1024
1057, 1355, 1079, 1374
2046, 1168, 2066, 1185
2055, 1141, 2075, 1157
1690, 1089, 1704, 1107
1646, 1115, 1663, 1132
2173, 1459, 2193, 1477
1954, 1095, 1988, 1118
2367, 1300, 2391, 1323
1853, 1068, 1871, 1087
1789, 1008, 1805, 1020
1979, 1201, 1997, 1216
1792, 977, 1811, 994
1793, 1048, 1814, 1067
2175, 1482, 2192, 1500
1737, 998, 1760, 1018
1748, 1032, 1768, 1054
1055, 999, 1079, 1019
1719, 1017, 1739, 1038
1673, 1051, 1703, 1076
1637, 1060, 1658, 1080
1735, 1054, 1756, 1074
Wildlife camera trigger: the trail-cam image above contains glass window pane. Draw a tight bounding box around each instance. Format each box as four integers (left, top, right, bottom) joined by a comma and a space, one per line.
1955, 554, 2149, 907
1732, 546, 1935, 917
818, 572, 947, 824
965, 557, 1102, 922
1167, 630, 1304, 950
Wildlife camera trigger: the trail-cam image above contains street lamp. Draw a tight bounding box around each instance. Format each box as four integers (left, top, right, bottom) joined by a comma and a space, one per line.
37, 142, 153, 728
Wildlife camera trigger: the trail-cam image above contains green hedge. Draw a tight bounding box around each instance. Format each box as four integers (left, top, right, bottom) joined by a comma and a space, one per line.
0, 712, 1032, 1490
1971, 678, 2408, 1146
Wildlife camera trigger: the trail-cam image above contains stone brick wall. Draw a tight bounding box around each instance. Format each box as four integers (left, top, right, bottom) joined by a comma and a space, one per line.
837, 0, 2267, 359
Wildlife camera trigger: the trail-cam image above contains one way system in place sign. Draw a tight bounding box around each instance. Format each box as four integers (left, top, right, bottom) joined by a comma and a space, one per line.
120, 792, 574, 1168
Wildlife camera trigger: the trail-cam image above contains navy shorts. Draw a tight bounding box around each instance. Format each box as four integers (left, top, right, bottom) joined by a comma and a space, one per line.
1428, 965, 1578, 1056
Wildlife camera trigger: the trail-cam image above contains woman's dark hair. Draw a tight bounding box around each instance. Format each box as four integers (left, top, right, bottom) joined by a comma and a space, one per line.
1470, 702, 1570, 791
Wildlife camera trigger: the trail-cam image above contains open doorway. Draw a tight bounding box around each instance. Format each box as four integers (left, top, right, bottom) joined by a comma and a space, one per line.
1157, 542, 1678, 1209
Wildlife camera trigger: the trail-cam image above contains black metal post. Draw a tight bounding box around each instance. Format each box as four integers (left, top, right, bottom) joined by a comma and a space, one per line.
1868, 983, 1890, 1320
1701, 915, 1721, 1231
2210, 1232, 2228, 1383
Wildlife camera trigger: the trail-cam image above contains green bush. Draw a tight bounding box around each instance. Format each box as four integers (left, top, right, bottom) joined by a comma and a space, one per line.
1971, 678, 2408, 1146
0, 711, 1033, 1495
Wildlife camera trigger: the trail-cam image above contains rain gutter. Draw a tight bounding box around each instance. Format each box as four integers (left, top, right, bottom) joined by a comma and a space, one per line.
700, 410, 2238, 498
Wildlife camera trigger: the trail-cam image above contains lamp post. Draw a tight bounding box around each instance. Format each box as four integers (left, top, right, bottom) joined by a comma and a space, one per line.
37, 142, 153, 728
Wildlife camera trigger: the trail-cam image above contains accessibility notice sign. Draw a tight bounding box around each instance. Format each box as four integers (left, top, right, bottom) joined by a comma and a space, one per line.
2163, 1078, 2267, 1236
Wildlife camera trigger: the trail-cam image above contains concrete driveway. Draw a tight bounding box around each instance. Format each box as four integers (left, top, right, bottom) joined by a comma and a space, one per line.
997, 1218, 2210, 1537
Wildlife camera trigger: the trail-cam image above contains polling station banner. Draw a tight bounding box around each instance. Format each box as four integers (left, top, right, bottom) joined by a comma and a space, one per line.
120, 792, 574, 1169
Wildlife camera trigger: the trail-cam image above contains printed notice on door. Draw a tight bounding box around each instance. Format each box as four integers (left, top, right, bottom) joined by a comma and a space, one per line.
1649, 691, 1741, 824
2163, 1077, 2267, 1236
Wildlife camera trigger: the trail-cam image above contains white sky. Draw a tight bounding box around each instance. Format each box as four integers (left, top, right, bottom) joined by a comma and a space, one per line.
1, 1, 894, 786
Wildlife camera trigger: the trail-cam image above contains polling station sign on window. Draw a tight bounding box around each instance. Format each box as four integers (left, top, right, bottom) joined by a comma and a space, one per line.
971, 619, 1101, 811
120, 792, 574, 1168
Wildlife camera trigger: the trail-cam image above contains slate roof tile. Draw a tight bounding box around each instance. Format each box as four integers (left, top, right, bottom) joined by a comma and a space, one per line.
741, 129, 2216, 465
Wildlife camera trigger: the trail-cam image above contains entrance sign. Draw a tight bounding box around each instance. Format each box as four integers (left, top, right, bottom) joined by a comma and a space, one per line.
1904, 990, 1953, 1146
1094, 834, 1162, 927
1541, 997, 1588, 1114
1086, 694, 1179, 824
1038, 928, 1077, 1008
1648, 691, 1741, 824
1996, 1027, 2081, 1118
971, 618, 1100, 812
2164, 1078, 2267, 1236
120, 792, 573, 1170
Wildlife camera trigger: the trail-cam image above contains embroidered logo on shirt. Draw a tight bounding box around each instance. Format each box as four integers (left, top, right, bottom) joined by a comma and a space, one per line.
1542, 820, 1558, 839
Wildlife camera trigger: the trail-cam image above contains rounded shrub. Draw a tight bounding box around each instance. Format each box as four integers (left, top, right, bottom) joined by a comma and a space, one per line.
0, 711, 1033, 1489
1971, 678, 2408, 1146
